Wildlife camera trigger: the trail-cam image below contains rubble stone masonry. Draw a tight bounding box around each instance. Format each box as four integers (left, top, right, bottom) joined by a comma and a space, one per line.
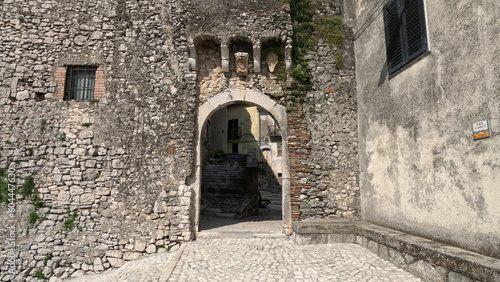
0, 0, 358, 280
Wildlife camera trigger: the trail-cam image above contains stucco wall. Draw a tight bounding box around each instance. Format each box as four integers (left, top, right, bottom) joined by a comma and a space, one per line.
353, 0, 500, 258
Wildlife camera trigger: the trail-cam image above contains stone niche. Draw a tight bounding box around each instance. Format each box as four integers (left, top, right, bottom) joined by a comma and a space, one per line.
235, 52, 249, 77
229, 38, 253, 77
196, 39, 225, 103
261, 40, 285, 79
259, 39, 286, 97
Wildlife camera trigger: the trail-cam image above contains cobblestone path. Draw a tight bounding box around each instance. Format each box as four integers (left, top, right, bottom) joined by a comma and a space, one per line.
67, 249, 177, 282
169, 237, 421, 282
68, 237, 421, 282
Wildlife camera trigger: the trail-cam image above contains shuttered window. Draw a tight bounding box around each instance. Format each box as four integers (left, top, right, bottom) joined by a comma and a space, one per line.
64, 66, 97, 100
383, 0, 428, 75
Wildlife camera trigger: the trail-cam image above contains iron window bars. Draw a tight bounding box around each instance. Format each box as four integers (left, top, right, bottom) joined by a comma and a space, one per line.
64, 66, 97, 100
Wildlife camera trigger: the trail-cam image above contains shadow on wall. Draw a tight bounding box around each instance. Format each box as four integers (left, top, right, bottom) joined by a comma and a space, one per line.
258, 156, 282, 194
378, 59, 388, 86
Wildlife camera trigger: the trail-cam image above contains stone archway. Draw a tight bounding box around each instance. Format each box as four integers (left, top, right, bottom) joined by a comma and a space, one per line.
193, 87, 291, 235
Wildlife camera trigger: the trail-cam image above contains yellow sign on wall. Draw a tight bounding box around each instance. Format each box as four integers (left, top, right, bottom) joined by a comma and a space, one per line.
473, 120, 490, 140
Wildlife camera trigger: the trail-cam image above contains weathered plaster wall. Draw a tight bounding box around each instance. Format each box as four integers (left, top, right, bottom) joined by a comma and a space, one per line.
353, 0, 500, 258
227, 104, 260, 155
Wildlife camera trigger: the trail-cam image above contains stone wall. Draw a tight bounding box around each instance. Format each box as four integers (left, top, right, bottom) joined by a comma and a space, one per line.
0, 0, 196, 280
294, 0, 360, 220
0, 0, 360, 280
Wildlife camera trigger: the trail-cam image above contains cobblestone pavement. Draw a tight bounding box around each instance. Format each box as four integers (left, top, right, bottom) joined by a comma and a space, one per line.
67, 248, 177, 282
169, 237, 421, 282
65, 191, 421, 282
65, 237, 421, 282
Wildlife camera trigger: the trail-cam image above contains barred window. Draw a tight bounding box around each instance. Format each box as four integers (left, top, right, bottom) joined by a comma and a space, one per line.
64, 66, 97, 100
383, 0, 428, 75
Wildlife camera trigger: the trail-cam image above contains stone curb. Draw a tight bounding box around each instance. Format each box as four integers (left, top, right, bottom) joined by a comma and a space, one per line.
292, 220, 500, 282
159, 243, 187, 282
196, 231, 288, 239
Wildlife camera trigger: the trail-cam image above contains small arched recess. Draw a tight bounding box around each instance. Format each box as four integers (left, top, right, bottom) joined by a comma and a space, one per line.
193, 88, 291, 235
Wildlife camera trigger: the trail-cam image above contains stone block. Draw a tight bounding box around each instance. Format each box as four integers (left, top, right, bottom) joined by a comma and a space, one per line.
107, 257, 124, 268
16, 90, 30, 100
90, 31, 102, 40
95, 243, 108, 255
70, 168, 82, 176
112, 159, 124, 169
253, 45, 261, 73
0, 87, 10, 98
448, 271, 473, 282
207, 90, 232, 110
123, 252, 141, 260
378, 244, 390, 260
367, 240, 379, 254
146, 244, 156, 254
134, 240, 146, 252
408, 260, 447, 282
222, 59, 229, 72
294, 233, 328, 245
153, 200, 167, 213
74, 35, 86, 46
39, 220, 55, 227
326, 234, 355, 243
70, 186, 84, 196
105, 250, 122, 258
57, 191, 70, 204
83, 169, 99, 181
244, 90, 276, 112
54, 147, 66, 155
34, 234, 46, 242
404, 253, 417, 264
98, 148, 107, 155
221, 45, 229, 59
73, 148, 86, 156
95, 187, 111, 196
80, 193, 94, 204
78, 129, 93, 139
388, 247, 405, 266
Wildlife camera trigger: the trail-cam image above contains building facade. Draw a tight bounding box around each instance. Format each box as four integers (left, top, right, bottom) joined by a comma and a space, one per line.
350, 0, 500, 259
0, 0, 359, 279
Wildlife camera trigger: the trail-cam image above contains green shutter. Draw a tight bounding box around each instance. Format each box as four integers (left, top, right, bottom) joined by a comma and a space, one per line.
384, 0, 428, 75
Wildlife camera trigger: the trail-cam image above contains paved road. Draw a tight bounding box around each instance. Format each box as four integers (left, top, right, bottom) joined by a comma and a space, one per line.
67, 236, 420, 282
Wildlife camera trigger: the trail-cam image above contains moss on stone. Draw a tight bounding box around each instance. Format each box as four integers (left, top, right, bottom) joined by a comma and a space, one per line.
335, 52, 344, 69
317, 15, 343, 47
289, 0, 315, 94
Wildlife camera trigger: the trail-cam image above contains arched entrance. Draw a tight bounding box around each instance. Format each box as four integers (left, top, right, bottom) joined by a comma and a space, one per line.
193, 88, 291, 235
